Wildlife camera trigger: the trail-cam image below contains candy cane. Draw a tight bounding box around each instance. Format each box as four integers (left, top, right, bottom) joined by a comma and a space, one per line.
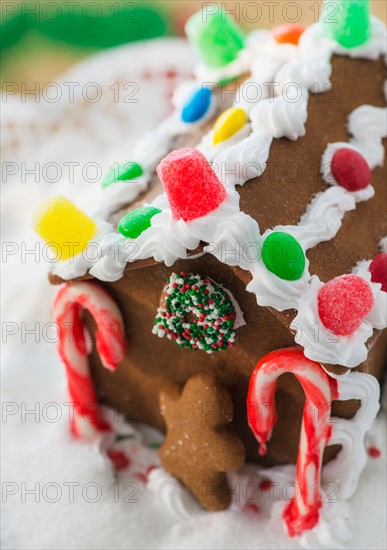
247, 348, 338, 537
54, 282, 126, 439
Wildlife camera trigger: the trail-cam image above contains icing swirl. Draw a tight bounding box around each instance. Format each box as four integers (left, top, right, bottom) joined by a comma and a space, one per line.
251, 93, 308, 140
213, 131, 272, 186
348, 105, 387, 169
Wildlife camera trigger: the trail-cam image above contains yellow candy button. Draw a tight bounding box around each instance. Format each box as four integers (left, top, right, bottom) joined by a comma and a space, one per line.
33, 195, 97, 261
213, 107, 247, 146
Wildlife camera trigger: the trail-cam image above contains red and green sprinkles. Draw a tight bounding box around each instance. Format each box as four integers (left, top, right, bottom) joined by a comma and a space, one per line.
152, 272, 236, 353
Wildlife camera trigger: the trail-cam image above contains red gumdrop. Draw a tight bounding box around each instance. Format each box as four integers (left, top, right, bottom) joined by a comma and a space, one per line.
369, 253, 387, 292
157, 148, 226, 221
317, 274, 374, 336
331, 148, 371, 192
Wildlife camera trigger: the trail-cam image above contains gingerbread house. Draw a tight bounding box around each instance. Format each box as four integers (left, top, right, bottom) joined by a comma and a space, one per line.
34, 2, 387, 538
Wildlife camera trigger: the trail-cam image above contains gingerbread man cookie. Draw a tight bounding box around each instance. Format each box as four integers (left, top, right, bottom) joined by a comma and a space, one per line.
159, 373, 245, 511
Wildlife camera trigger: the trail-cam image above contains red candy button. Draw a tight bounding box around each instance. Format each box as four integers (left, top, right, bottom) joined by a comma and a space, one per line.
157, 148, 226, 221
271, 24, 307, 45
331, 148, 371, 192
317, 274, 374, 336
369, 253, 387, 292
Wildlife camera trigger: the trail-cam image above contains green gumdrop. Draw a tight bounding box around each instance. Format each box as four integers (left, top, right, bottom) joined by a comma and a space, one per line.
185, 8, 245, 69
118, 206, 161, 239
102, 162, 143, 188
262, 232, 305, 281
321, 0, 370, 48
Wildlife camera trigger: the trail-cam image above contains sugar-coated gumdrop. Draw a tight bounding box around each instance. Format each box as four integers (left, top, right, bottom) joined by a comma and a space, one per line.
102, 162, 143, 188
185, 8, 245, 69
317, 274, 374, 336
271, 24, 306, 45
331, 148, 371, 192
262, 232, 305, 281
321, 0, 370, 49
213, 107, 247, 145
181, 86, 213, 124
369, 253, 387, 292
157, 148, 226, 222
118, 206, 161, 238
33, 195, 97, 261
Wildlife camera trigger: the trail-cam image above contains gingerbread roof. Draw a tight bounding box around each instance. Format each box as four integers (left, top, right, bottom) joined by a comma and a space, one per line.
42, 14, 386, 375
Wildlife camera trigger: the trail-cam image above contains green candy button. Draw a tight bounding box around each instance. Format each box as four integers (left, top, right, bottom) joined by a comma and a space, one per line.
102, 162, 143, 188
118, 206, 161, 239
262, 232, 305, 281
185, 8, 245, 69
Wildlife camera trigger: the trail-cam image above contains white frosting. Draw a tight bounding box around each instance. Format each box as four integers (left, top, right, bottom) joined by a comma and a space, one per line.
90, 187, 259, 281
147, 467, 202, 519
299, 17, 387, 61
50, 220, 113, 280
250, 93, 308, 140
323, 372, 380, 499
92, 175, 150, 219
195, 28, 300, 86
275, 53, 332, 96
197, 123, 251, 162
348, 105, 387, 169
233, 30, 299, 113
291, 263, 387, 368
380, 236, 387, 253
194, 47, 251, 84
289, 187, 356, 249
213, 131, 273, 186
321, 142, 375, 203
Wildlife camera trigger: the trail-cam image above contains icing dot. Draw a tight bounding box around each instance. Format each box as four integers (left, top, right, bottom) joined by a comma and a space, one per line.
102, 162, 143, 188
118, 206, 161, 239
259, 480, 272, 491
157, 148, 226, 221
331, 148, 371, 192
369, 253, 387, 292
317, 274, 374, 336
271, 23, 306, 45
213, 107, 247, 145
33, 195, 97, 261
262, 232, 305, 281
368, 446, 381, 458
181, 86, 213, 124
185, 8, 245, 69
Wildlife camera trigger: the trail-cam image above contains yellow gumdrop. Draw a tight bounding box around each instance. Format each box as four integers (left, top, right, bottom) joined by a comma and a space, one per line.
33, 195, 97, 261
213, 107, 247, 145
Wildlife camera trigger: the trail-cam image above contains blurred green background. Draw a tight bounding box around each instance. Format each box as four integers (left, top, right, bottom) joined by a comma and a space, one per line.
1, 1, 386, 90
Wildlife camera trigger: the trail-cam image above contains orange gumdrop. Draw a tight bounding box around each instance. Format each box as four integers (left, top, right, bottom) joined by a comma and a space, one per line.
271, 24, 307, 46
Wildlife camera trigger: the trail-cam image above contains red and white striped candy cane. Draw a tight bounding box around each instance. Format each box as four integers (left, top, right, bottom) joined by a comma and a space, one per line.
54, 282, 126, 439
247, 348, 338, 537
